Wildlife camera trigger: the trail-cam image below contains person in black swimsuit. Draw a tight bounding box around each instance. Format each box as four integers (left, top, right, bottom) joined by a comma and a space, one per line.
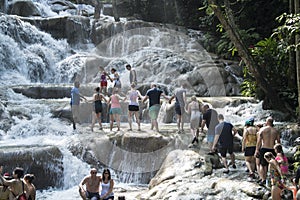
91, 87, 107, 131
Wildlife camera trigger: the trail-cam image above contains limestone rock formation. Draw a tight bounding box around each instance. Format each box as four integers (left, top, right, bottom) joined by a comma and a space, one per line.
0, 145, 63, 189
8, 0, 41, 17
140, 149, 266, 199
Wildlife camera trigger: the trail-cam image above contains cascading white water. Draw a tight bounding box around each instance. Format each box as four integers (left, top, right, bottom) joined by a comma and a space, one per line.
0, 2, 295, 199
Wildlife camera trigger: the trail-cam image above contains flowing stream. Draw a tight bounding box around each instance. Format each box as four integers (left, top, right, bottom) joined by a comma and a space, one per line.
0, 1, 294, 199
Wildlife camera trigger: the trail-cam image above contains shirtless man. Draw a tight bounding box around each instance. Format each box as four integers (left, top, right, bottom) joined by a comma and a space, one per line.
79, 168, 102, 200
255, 117, 280, 186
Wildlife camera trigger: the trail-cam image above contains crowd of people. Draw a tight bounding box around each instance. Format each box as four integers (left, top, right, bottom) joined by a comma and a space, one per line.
0, 167, 36, 200
70, 64, 300, 200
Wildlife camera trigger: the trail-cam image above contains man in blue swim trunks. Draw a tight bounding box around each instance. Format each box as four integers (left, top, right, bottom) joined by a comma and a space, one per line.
143, 83, 169, 132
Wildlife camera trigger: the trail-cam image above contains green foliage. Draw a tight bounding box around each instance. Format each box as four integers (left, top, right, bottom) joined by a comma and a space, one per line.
240, 79, 256, 97
293, 146, 300, 171
273, 13, 300, 52
240, 36, 289, 99
215, 26, 260, 59
241, 13, 299, 105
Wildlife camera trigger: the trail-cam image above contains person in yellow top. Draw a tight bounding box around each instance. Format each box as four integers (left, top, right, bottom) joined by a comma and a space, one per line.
242, 118, 258, 179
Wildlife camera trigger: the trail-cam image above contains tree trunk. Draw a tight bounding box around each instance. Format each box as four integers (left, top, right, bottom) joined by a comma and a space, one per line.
94, 0, 101, 19
288, 0, 296, 88
294, 0, 300, 122
207, 0, 291, 113
112, 0, 120, 22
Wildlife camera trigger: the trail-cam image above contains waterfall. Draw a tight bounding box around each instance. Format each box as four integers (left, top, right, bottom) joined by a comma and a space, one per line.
0, 15, 70, 85
0, 2, 295, 199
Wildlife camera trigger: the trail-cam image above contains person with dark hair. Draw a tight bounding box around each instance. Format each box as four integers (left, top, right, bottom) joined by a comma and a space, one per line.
100, 169, 114, 200
108, 68, 121, 92
23, 174, 36, 200
71, 81, 87, 130
212, 114, 238, 174
100, 68, 108, 95
274, 143, 289, 176
255, 117, 280, 186
79, 168, 102, 200
91, 87, 107, 132
242, 117, 259, 179
125, 64, 137, 85
142, 83, 169, 133
0, 167, 27, 200
200, 104, 219, 151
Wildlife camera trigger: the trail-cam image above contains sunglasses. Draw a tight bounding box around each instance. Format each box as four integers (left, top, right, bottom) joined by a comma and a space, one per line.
91, 172, 97, 174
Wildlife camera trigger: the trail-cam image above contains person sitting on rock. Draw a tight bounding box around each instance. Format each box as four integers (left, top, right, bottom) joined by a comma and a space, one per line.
100, 169, 114, 200
79, 168, 102, 200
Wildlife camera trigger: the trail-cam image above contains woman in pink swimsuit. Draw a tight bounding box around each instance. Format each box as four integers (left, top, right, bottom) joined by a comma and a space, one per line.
107, 89, 124, 131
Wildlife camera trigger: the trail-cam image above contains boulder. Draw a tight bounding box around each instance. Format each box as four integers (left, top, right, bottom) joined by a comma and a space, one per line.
22, 16, 91, 44
102, 4, 113, 16
68, 130, 188, 184
12, 85, 72, 99
203, 152, 223, 175
141, 149, 265, 199
0, 145, 63, 189
48, 0, 76, 13
8, 0, 41, 17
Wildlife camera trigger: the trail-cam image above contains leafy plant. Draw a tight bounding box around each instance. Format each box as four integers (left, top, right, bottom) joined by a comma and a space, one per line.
293, 146, 300, 171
